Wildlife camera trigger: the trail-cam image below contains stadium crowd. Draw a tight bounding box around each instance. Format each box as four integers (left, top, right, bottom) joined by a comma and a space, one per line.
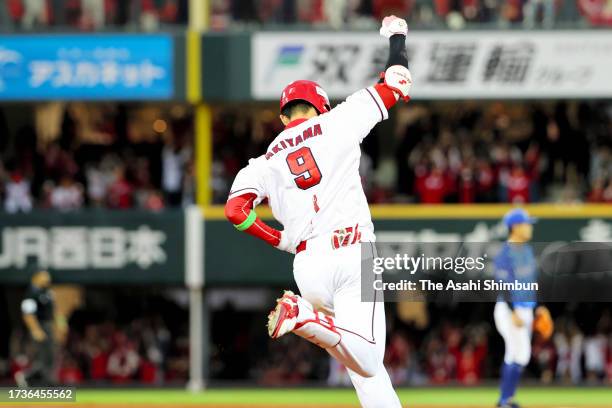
7, 318, 189, 384
212, 101, 612, 205
0, 0, 188, 31
1, 291, 610, 386
209, 0, 611, 29
1, 0, 611, 31
248, 306, 612, 386
0, 103, 195, 212
0, 100, 610, 210
1, 291, 190, 386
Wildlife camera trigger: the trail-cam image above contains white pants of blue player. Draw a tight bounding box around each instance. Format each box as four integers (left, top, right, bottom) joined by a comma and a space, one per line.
494, 302, 534, 366
292, 239, 402, 408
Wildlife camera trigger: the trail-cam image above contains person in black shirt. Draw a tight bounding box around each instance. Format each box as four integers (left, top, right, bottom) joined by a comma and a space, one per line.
16, 269, 66, 386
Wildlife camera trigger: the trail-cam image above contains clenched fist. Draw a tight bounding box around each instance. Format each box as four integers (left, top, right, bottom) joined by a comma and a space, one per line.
379, 15, 408, 39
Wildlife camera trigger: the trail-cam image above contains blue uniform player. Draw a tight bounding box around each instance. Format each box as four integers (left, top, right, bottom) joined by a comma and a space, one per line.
493, 208, 543, 408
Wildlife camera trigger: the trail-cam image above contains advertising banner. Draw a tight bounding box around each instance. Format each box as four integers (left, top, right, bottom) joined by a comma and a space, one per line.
0, 34, 173, 100
0, 211, 184, 284
252, 31, 612, 100
205, 216, 612, 285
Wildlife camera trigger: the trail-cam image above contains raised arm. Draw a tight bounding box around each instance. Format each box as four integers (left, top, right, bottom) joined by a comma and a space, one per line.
325, 16, 413, 144
374, 15, 412, 109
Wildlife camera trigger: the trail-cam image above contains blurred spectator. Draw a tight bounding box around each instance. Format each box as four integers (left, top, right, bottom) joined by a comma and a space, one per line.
21, 0, 47, 29
181, 160, 196, 206
162, 138, 190, 206
456, 344, 481, 384
4, 170, 32, 213
385, 332, 419, 384
416, 165, 450, 203
49, 176, 84, 211
324, 0, 348, 28
584, 328, 608, 382
107, 337, 141, 383
80, 0, 105, 29
425, 337, 455, 383
85, 162, 111, 207
58, 355, 84, 384
107, 166, 133, 209
505, 166, 531, 203
139, 188, 166, 211
577, 0, 612, 26
534, 341, 556, 383
0, 0, 13, 29
554, 320, 584, 383
523, 0, 557, 28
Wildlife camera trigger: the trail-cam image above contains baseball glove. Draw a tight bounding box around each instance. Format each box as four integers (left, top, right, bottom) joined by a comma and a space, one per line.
533, 306, 554, 340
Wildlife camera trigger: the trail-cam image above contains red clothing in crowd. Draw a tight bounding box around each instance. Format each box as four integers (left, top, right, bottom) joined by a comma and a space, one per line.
140, 359, 158, 383
506, 167, 530, 203
417, 170, 449, 203
428, 352, 455, 384
374, 0, 411, 18
578, 0, 612, 26
588, 183, 612, 203
459, 167, 476, 203
107, 178, 133, 209
476, 163, 496, 196
90, 350, 109, 380
58, 363, 84, 384
456, 346, 486, 384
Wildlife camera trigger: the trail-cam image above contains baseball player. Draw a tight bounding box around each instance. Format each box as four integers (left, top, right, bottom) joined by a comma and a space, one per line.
494, 208, 551, 408
224, 16, 412, 408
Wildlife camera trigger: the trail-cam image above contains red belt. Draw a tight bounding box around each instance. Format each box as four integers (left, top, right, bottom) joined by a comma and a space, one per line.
295, 223, 361, 254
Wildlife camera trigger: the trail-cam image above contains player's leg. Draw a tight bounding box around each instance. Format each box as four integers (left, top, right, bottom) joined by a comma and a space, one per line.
269, 250, 380, 377
329, 243, 400, 407
336, 289, 401, 408
494, 303, 533, 407
494, 302, 517, 407
501, 308, 533, 406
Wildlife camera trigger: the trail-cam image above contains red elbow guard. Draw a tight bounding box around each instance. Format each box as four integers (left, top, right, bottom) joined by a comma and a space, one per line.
225, 193, 281, 247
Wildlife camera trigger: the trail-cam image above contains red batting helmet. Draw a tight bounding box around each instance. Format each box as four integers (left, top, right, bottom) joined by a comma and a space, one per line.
280, 80, 331, 114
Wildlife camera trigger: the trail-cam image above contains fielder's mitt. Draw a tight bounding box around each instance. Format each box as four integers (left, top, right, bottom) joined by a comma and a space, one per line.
533, 306, 554, 340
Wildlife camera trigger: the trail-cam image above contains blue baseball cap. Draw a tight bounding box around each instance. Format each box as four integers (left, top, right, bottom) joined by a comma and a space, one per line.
503, 208, 537, 229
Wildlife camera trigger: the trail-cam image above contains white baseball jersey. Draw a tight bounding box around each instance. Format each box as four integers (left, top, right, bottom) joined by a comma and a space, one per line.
228, 86, 389, 249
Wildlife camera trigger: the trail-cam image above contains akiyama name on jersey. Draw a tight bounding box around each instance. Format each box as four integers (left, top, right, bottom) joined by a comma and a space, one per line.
265, 123, 323, 160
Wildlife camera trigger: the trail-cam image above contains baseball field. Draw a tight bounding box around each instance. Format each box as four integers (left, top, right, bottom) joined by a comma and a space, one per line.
1, 387, 609, 407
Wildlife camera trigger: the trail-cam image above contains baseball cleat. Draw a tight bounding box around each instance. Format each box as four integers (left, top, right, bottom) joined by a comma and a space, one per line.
13, 370, 28, 388
267, 290, 299, 339
496, 402, 520, 408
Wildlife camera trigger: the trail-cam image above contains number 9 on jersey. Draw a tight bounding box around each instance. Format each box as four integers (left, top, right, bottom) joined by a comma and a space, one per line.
286, 147, 322, 190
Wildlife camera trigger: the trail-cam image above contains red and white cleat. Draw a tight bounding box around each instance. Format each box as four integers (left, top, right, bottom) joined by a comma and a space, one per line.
267, 290, 299, 339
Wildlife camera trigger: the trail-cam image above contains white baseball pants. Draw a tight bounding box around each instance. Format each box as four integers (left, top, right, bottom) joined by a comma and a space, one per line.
293, 237, 401, 408
494, 302, 534, 366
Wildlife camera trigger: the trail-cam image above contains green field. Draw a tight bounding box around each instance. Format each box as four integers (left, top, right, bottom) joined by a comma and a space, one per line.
62, 387, 612, 406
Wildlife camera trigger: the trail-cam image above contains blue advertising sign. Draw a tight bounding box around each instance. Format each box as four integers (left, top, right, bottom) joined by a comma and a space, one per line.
0, 34, 173, 100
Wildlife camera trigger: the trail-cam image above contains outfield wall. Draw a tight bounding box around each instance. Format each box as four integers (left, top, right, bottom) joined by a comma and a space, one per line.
203, 204, 612, 286
0, 205, 609, 285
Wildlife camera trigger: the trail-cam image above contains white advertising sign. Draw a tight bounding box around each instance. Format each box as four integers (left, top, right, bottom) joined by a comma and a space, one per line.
252, 31, 612, 100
